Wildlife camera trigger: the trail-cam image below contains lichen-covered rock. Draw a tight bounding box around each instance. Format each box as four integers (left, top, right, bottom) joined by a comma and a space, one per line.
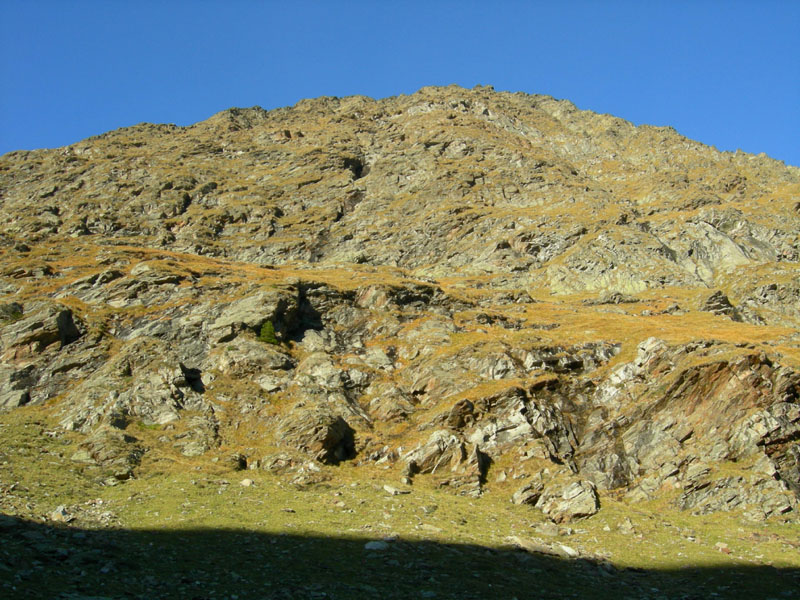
701, 290, 741, 321
364, 381, 416, 422
0, 302, 23, 322
511, 477, 545, 506
678, 475, 796, 519
402, 430, 468, 476
57, 339, 213, 432
208, 338, 294, 377
173, 415, 220, 457
465, 383, 579, 468
439, 444, 490, 498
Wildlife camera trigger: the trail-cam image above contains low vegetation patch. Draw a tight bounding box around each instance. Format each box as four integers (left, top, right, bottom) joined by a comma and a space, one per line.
258, 320, 279, 344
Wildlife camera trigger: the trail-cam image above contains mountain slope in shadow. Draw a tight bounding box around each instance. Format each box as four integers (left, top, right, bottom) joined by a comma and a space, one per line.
2, 515, 798, 600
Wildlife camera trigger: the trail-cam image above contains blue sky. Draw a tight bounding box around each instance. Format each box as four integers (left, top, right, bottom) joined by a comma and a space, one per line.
2, 1, 799, 166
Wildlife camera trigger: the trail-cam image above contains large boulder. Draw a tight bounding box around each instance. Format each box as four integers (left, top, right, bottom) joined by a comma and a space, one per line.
535, 478, 599, 522
700, 290, 742, 321
403, 430, 466, 476
278, 408, 356, 464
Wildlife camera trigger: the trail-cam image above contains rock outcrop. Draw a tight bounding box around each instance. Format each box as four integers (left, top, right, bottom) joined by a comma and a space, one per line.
1, 85, 798, 523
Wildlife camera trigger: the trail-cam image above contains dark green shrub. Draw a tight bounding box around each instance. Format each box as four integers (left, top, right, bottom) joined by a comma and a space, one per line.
258, 320, 278, 344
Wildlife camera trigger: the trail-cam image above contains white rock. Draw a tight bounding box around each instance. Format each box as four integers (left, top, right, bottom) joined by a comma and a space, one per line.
558, 544, 579, 558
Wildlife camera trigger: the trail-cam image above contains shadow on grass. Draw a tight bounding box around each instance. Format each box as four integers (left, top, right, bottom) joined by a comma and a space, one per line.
1, 514, 797, 600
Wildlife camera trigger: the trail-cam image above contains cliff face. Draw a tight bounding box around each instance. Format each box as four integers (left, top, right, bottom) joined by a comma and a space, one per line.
1, 85, 799, 525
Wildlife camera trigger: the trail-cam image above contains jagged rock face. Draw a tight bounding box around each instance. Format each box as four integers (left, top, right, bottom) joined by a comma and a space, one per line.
2, 86, 799, 301
578, 338, 800, 518
0, 85, 799, 522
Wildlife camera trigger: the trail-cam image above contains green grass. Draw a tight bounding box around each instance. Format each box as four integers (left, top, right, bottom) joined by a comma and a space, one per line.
136, 421, 162, 431
1, 407, 799, 600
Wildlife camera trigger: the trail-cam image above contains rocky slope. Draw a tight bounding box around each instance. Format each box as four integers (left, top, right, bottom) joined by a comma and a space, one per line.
1, 84, 799, 531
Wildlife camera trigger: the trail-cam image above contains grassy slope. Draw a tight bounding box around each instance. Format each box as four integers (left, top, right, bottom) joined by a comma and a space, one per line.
1, 404, 798, 600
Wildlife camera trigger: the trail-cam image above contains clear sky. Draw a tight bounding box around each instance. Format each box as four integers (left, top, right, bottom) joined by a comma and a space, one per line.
2, 1, 799, 166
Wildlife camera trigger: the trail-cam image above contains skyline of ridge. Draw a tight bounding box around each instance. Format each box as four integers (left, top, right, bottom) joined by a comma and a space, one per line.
1, 1, 799, 166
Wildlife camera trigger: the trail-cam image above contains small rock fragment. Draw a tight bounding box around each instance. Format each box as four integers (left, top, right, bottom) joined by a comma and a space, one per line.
558, 544, 579, 558
50, 505, 71, 523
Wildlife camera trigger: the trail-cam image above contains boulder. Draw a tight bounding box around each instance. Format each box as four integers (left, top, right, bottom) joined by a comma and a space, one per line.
278, 408, 356, 464
511, 478, 545, 506
536, 478, 599, 522
0, 302, 23, 322
439, 444, 491, 497
403, 430, 466, 476
365, 381, 416, 422
701, 290, 742, 321
210, 339, 294, 376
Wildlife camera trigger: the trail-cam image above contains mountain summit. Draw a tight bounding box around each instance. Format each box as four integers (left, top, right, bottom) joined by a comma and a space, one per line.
1, 85, 799, 596
4, 85, 798, 296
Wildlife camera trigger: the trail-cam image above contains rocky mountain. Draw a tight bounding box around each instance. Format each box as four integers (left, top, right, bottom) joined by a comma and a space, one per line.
1, 83, 799, 543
